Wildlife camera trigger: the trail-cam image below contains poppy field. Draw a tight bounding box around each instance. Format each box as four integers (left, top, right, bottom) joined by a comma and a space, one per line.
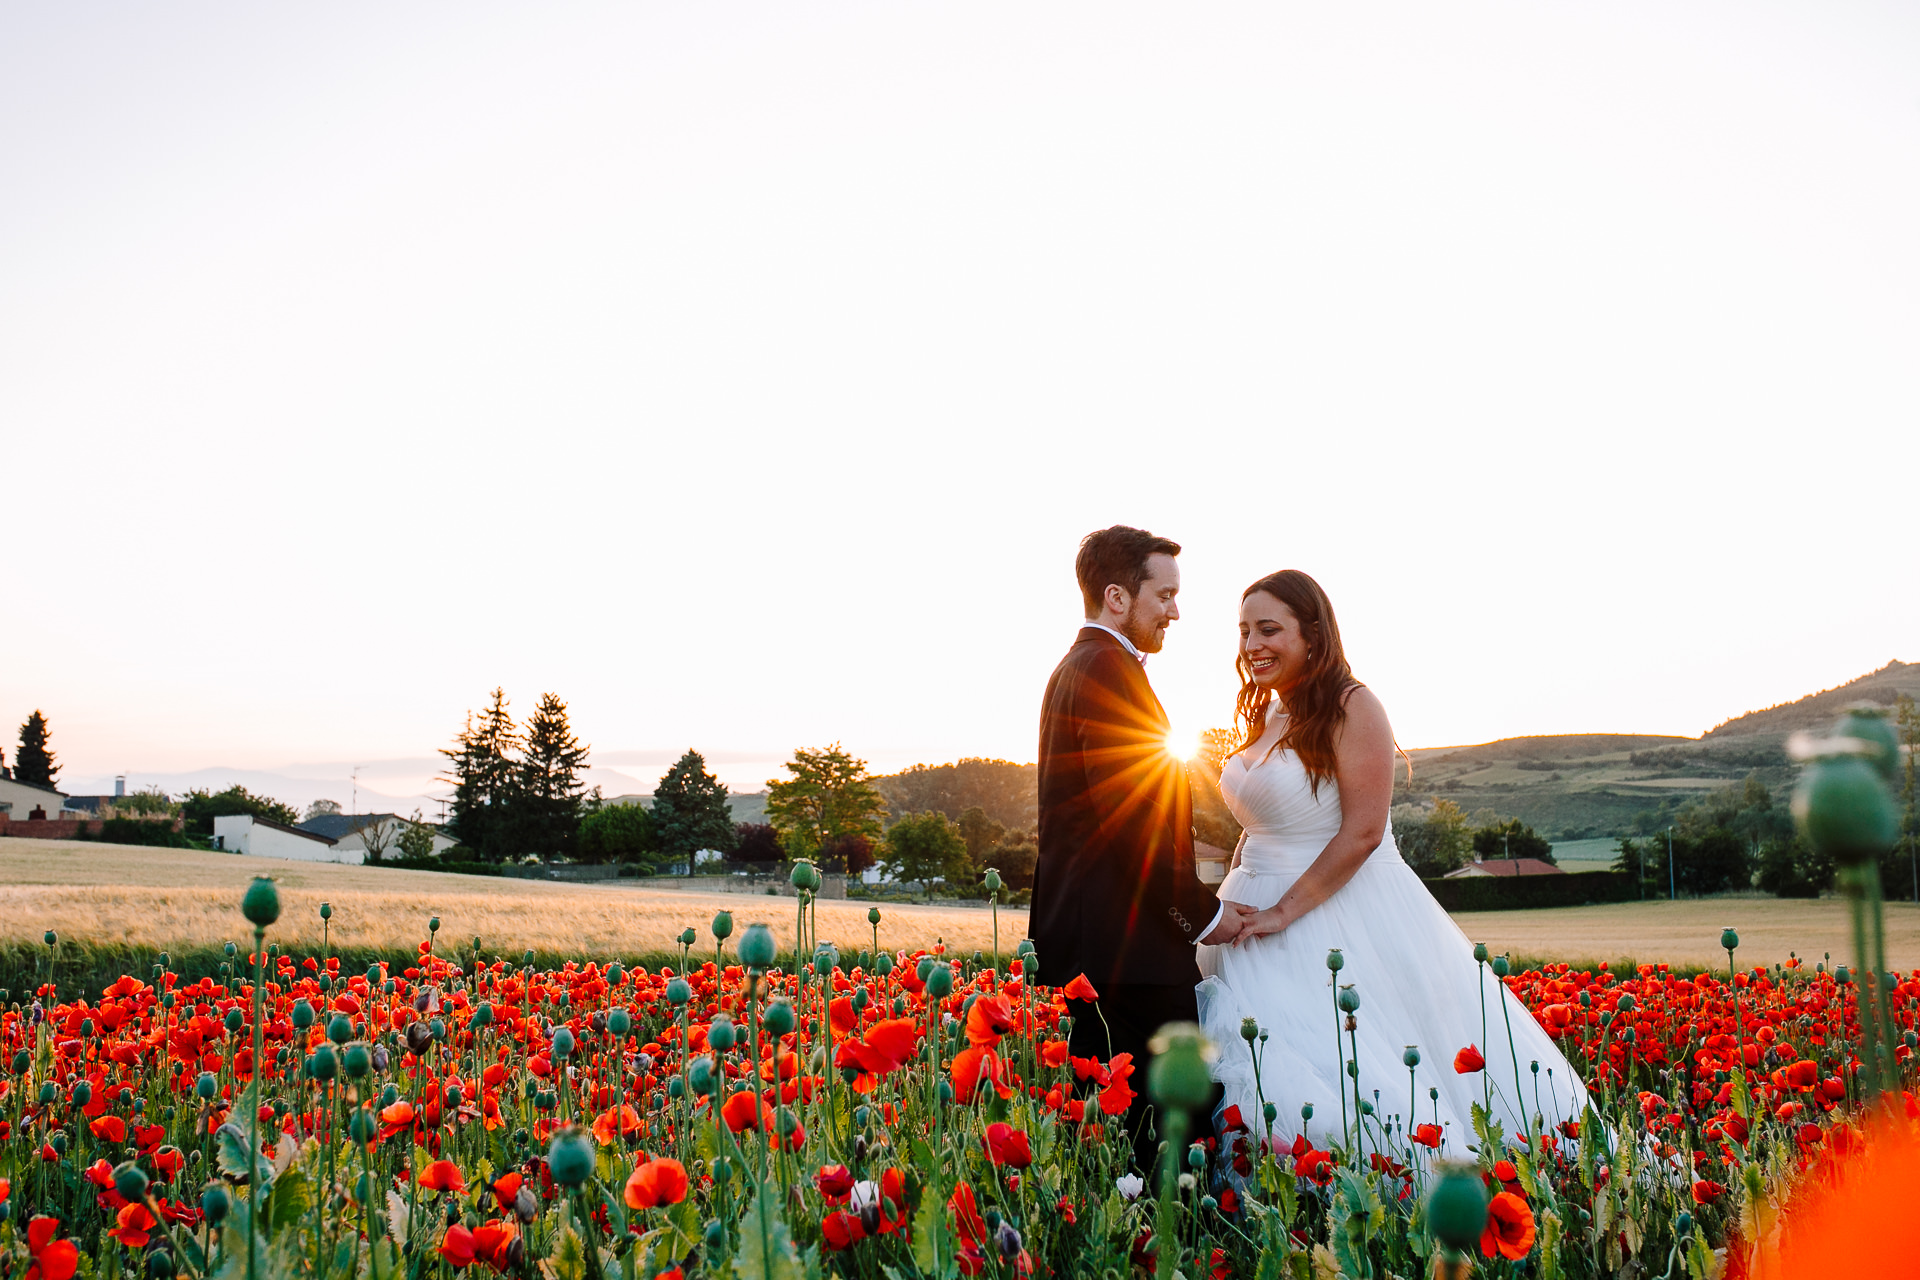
0, 877, 1916, 1280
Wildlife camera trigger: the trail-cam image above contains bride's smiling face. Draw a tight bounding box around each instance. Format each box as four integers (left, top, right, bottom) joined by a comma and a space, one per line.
1240, 590, 1311, 689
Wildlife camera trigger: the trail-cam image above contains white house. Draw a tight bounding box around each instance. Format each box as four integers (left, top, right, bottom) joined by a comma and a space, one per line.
214, 814, 352, 863
0, 777, 71, 821
295, 812, 457, 859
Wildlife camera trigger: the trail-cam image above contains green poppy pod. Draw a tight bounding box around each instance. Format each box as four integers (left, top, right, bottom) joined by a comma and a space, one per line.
708, 1017, 736, 1051
37, 1082, 57, 1106
428, 916, 441, 933
608, 1009, 631, 1037
738, 923, 777, 970
521, 949, 536, 967
343, 1043, 372, 1079
291, 1000, 315, 1030
224, 1008, 244, 1034
1241, 1018, 1260, 1044
1337, 986, 1360, 1013
1794, 754, 1899, 866
44, 930, 57, 947
353, 1171, 378, 1204
72, 1080, 92, 1106
704, 1219, 727, 1248
667, 1075, 686, 1099
763, 999, 796, 1037
241, 877, 281, 927
790, 861, 813, 890
195, 1072, 218, 1099
319, 902, 332, 921
926, 964, 954, 1000
1326, 948, 1345, 972
1146, 1023, 1214, 1112
815, 942, 839, 972
47, 1132, 66, 1155
311, 1046, 338, 1081
546, 1126, 596, 1187
148, 1248, 176, 1279
1404, 1046, 1421, 1068
679, 928, 698, 947
224, 942, 237, 958
328, 1014, 353, 1045
874, 952, 893, 976
607, 963, 625, 985
892, 995, 908, 1017
380, 1083, 400, 1107
868, 907, 883, 926
1492, 956, 1510, 978
348, 1106, 379, 1144
711, 911, 735, 942
1472, 943, 1489, 964
200, 1184, 231, 1223
550, 1027, 575, 1060
429, 1018, 447, 1042
474, 1002, 494, 1027
687, 1058, 715, 1096
1425, 1164, 1489, 1255
1186, 1145, 1207, 1171
1834, 705, 1902, 783
1264, 1102, 1278, 1125
666, 978, 692, 1007
916, 957, 935, 984
983, 868, 1004, 894
1722, 928, 1740, 952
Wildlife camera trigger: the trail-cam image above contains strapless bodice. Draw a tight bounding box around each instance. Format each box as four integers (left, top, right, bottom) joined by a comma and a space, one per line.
1219, 744, 1398, 874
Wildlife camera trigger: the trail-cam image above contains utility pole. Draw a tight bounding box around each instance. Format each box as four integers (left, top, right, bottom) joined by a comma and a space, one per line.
1667, 825, 1676, 901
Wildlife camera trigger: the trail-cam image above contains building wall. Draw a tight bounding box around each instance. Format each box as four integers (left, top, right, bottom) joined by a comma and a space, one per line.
330, 817, 458, 860
0, 777, 69, 821
214, 815, 360, 864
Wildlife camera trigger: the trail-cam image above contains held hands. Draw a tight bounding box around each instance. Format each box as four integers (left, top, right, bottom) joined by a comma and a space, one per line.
1233, 904, 1288, 945
1198, 900, 1257, 946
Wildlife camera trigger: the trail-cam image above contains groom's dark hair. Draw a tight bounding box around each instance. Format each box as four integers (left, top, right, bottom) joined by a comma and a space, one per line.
1076, 525, 1181, 615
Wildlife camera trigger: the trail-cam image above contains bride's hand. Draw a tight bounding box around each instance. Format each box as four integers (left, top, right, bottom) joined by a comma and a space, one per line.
1234, 904, 1288, 945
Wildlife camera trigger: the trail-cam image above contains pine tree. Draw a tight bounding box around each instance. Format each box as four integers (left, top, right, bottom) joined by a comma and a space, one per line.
14, 711, 59, 789
437, 690, 522, 862
516, 692, 590, 860
652, 750, 739, 867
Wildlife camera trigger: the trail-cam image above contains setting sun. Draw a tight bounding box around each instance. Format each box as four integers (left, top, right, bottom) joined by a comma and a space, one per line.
1164, 725, 1201, 760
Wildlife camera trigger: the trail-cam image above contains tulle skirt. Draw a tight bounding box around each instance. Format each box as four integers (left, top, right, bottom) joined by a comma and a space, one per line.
1195, 844, 1591, 1159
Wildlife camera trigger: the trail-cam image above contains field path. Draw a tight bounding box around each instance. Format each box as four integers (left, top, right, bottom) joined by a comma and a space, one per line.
6, 837, 1918, 970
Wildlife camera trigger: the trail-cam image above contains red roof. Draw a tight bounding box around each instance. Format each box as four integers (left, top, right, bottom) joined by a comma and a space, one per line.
1444, 858, 1565, 879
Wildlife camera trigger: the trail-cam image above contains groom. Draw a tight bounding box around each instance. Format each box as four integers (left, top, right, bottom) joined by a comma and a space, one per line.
1032, 525, 1249, 1172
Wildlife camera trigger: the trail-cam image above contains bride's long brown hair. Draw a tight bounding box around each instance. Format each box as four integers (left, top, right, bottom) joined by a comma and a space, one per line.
1228, 569, 1360, 793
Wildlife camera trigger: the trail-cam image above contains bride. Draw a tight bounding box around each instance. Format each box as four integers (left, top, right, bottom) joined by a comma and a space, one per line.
1195, 569, 1590, 1157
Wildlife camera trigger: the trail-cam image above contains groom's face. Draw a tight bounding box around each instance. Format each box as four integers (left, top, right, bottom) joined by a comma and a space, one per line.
1118, 553, 1181, 653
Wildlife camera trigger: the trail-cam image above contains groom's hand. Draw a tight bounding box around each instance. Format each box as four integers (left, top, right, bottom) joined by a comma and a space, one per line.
1199, 901, 1254, 946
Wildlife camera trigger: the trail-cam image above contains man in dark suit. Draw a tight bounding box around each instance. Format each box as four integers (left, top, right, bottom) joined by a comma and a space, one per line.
1032, 524, 1249, 1174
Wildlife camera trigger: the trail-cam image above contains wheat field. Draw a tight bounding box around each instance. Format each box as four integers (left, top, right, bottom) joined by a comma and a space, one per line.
5, 836, 1917, 971
0, 838, 1026, 959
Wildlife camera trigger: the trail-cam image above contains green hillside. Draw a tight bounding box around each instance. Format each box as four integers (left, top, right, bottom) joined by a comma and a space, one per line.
1393, 661, 1916, 840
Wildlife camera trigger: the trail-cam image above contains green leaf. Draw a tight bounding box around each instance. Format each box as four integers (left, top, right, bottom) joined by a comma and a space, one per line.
266, 1166, 310, 1233
735, 1187, 804, 1280
551, 1226, 588, 1280
669, 1196, 702, 1250
216, 1125, 273, 1187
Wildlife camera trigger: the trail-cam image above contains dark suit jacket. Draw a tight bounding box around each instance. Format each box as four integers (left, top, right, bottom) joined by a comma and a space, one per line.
1032, 627, 1221, 988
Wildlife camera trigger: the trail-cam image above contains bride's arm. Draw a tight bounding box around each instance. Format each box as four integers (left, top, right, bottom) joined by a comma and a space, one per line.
1237, 688, 1395, 941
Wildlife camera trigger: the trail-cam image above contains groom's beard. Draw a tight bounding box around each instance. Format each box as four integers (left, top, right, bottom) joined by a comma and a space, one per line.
1120, 606, 1168, 654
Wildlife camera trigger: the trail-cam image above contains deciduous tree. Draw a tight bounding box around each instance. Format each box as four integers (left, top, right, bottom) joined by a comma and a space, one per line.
881, 810, 970, 901
766, 744, 887, 861
578, 802, 655, 867
180, 786, 300, 837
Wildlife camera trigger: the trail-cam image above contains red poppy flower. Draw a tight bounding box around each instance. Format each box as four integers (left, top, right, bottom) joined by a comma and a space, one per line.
951, 1046, 1014, 1104
829, 997, 859, 1035
1039, 1040, 1071, 1069
379, 1101, 416, 1139
108, 1204, 159, 1249
439, 1224, 476, 1269
1062, 974, 1100, 1002
624, 1157, 689, 1209
1453, 1045, 1486, 1074
592, 1104, 642, 1145
1410, 1123, 1442, 1149
89, 1115, 127, 1144
1479, 1191, 1536, 1260
722, 1091, 772, 1133
982, 1123, 1033, 1168
948, 1181, 987, 1246
419, 1160, 466, 1193
814, 1164, 856, 1204
834, 1019, 921, 1088
1691, 1180, 1726, 1206
1294, 1148, 1335, 1185
965, 995, 1016, 1048
26, 1217, 79, 1280
471, 1219, 519, 1272
490, 1171, 523, 1212
1098, 1053, 1136, 1116
822, 1210, 866, 1251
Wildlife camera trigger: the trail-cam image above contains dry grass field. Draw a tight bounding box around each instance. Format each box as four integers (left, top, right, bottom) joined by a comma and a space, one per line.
5, 836, 1917, 972
0, 837, 1025, 959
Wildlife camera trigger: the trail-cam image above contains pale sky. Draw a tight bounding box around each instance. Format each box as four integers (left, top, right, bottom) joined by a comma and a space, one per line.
4, 2, 1916, 804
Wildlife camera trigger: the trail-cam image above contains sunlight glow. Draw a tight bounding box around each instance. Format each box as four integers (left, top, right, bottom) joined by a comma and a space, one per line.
1164, 725, 1201, 761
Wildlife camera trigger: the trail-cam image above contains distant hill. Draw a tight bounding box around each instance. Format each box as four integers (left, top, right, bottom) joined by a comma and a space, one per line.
1395, 661, 1914, 842
1703, 660, 1920, 740
602, 791, 769, 826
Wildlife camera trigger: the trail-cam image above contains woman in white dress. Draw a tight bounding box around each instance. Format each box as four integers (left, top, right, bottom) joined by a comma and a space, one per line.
1195, 569, 1590, 1160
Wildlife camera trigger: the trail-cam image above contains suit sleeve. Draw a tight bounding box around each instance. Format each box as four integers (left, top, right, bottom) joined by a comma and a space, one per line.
1073, 650, 1223, 948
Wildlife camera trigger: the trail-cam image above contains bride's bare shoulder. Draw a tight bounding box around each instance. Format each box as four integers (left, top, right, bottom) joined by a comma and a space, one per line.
1338, 684, 1392, 735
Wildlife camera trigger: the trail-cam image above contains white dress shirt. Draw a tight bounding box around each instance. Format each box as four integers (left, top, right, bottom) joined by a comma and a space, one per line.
1078, 620, 1225, 945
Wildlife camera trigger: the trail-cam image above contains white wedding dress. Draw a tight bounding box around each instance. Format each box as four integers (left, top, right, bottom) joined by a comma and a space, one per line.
1195, 738, 1591, 1156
